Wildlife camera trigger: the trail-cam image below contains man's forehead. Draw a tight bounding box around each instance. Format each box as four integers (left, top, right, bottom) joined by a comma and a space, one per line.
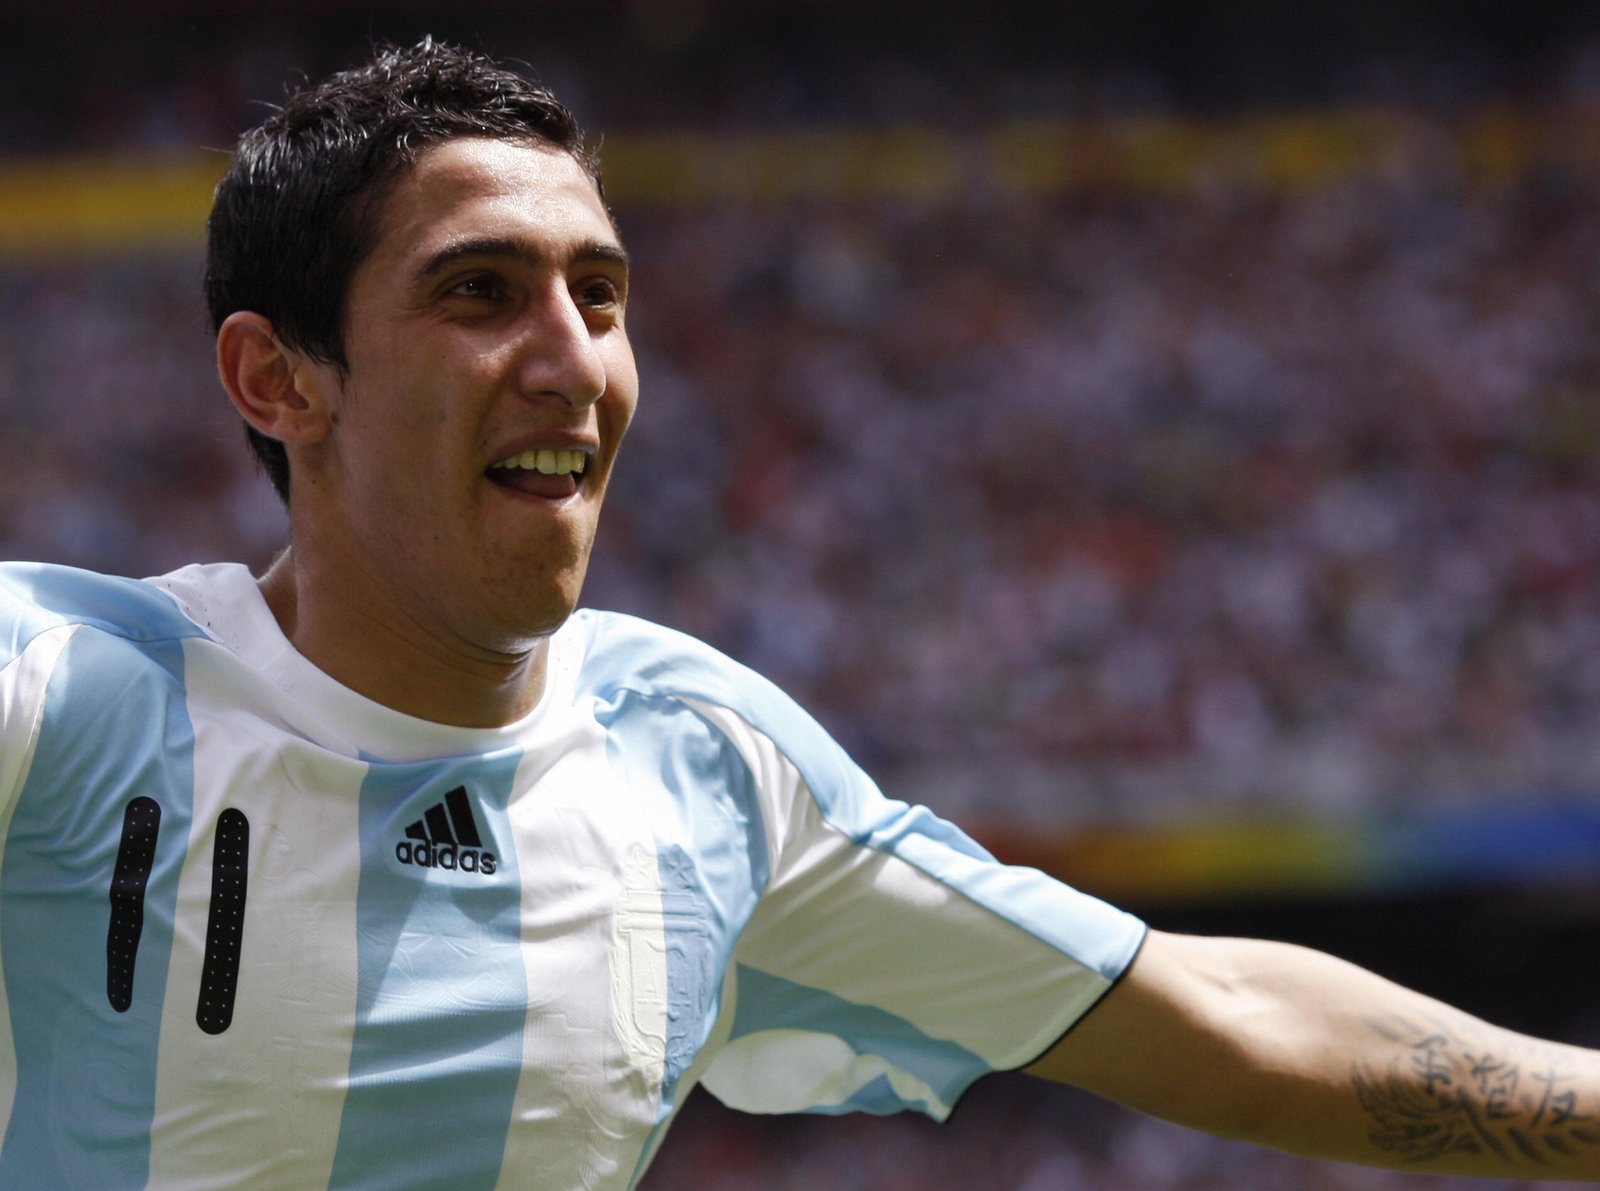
371, 137, 617, 264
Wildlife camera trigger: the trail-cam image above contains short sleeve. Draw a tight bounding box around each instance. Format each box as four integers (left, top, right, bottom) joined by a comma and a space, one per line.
0, 564, 202, 817
688, 697, 1145, 1121
0, 571, 80, 815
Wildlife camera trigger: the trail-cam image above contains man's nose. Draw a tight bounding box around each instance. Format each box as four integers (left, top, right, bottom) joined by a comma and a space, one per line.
514, 284, 608, 409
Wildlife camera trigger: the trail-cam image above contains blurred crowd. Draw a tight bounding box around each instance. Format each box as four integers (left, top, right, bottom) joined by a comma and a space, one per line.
5, 106, 1600, 832
644, 1079, 1597, 1190
601, 148, 1600, 828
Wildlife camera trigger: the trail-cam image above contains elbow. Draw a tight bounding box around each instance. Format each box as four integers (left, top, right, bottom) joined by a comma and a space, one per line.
1056, 931, 1331, 1146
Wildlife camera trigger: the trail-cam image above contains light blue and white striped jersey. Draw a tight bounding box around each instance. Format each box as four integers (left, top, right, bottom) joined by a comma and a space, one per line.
0, 560, 1145, 1189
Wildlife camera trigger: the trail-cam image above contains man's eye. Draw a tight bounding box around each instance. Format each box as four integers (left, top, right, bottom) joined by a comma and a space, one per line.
448, 276, 503, 300
577, 278, 621, 308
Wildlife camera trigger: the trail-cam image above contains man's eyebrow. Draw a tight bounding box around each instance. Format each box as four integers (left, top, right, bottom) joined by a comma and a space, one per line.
412, 236, 630, 285
575, 239, 631, 272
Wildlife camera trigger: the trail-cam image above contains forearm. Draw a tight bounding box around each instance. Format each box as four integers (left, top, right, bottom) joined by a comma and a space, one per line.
1030, 930, 1600, 1181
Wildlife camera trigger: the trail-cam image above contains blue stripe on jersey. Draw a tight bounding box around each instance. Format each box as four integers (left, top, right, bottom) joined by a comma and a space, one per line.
592, 690, 770, 1188
727, 964, 985, 1112
0, 628, 198, 1187
0, 563, 204, 664
329, 751, 527, 1191
593, 691, 770, 1095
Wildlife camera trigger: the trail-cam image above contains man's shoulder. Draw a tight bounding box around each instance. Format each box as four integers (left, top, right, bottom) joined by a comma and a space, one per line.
564, 608, 852, 778
0, 564, 205, 738
566, 608, 769, 706
0, 562, 203, 655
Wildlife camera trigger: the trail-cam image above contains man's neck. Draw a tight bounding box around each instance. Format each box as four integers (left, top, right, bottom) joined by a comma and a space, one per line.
256, 550, 550, 728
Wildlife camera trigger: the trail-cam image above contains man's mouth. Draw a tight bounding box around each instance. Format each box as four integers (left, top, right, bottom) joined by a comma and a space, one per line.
486, 449, 589, 497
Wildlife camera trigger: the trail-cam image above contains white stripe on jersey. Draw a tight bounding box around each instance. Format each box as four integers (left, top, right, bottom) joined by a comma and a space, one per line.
148, 634, 368, 1188
496, 698, 667, 1191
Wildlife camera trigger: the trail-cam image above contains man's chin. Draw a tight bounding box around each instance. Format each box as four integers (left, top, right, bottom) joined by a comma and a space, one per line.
478, 582, 587, 650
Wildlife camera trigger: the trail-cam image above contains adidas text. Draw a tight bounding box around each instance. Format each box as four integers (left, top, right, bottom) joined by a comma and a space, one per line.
394, 839, 498, 874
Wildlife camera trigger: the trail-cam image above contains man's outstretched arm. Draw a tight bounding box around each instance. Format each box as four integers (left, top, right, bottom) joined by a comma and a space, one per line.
1028, 929, 1600, 1181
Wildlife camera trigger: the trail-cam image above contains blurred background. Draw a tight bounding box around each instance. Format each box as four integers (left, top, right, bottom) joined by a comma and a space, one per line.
6, 1, 1600, 1185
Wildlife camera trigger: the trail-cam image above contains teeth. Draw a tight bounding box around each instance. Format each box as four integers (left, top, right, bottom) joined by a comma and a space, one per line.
492, 449, 588, 475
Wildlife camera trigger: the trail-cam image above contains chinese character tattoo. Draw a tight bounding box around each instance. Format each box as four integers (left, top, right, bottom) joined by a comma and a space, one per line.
1352, 1013, 1600, 1167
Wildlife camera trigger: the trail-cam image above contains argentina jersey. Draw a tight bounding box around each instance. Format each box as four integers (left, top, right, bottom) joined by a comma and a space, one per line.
0, 560, 1145, 1190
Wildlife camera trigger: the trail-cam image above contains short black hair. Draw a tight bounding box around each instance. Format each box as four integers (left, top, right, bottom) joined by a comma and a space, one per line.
204, 37, 603, 504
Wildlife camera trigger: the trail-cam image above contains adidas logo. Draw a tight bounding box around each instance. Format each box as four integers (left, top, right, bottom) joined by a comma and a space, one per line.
394, 786, 498, 875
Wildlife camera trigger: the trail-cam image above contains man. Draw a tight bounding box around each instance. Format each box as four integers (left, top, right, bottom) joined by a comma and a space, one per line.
0, 38, 1594, 1189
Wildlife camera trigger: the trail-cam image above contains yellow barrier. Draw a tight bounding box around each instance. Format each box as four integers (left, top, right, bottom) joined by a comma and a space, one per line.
0, 154, 226, 256
0, 106, 1593, 256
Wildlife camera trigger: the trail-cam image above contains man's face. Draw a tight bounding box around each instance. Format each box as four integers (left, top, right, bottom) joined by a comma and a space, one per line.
295, 137, 637, 652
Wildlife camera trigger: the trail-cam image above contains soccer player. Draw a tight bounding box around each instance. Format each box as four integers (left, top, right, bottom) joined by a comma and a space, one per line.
0, 37, 1594, 1189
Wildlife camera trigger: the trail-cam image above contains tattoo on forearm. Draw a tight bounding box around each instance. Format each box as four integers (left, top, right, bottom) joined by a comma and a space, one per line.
1351, 1014, 1600, 1167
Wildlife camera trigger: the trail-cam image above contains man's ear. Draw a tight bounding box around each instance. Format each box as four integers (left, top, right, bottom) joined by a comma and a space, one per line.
216, 312, 338, 445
